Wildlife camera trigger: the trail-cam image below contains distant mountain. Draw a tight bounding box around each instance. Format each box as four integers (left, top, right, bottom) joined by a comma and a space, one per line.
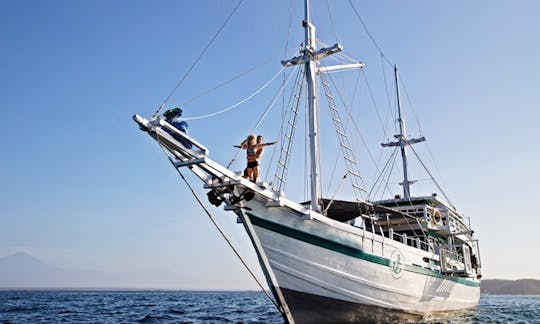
481, 279, 540, 295
0, 252, 107, 288
0, 252, 190, 289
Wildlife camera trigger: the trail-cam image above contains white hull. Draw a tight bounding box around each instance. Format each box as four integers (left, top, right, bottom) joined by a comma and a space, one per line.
132, 115, 481, 323
241, 198, 480, 322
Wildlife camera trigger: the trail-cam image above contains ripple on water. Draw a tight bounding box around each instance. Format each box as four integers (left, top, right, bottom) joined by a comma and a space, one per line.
4, 306, 42, 313
195, 315, 233, 322
167, 307, 186, 315
0, 291, 538, 323
137, 313, 177, 323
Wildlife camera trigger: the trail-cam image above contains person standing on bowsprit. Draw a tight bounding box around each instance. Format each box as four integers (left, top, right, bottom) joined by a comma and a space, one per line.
235, 134, 277, 183
252, 135, 277, 183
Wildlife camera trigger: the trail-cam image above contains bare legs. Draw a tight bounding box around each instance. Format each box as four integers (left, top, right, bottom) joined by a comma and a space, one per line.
252, 166, 259, 183
243, 167, 255, 182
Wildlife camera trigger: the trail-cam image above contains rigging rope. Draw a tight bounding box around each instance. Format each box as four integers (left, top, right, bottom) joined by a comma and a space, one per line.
380, 55, 396, 135
283, 0, 294, 62
348, 0, 392, 67
323, 173, 348, 215
325, 0, 339, 44
424, 141, 449, 195
325, 150, 341, 197
304, 103, 309, 201
368, 146, 398, 198
380, 148, 398, 200
408, 143, 455, 209
264, 65, 307, 192
399, 80, 423, 136
322, 69, 380, 185
276, 0, 293, 183
178, 60, 273, 109
152, 0, 245, 118
346, 1, 439, 220
360, 71, 389, 139
272, 67, 306, 193
183, 67, 286, 121
251, 69, 295, 131
348, 69, 362, 112
154, 134, 280, 310
226, 67, 296, 169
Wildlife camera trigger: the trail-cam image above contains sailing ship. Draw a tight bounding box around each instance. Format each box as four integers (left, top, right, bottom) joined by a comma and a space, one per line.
133, 1, 482, 322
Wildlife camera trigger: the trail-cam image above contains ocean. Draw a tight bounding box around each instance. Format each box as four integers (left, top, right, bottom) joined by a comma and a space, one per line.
0, 291, 538, 323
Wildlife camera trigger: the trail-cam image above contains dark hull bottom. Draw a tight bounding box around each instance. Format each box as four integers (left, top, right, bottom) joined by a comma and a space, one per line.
279, 287, 423, 324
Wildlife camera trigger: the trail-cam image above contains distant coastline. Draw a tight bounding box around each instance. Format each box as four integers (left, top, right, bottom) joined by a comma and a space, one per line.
0, 287, 261, 292
2, 252, 539, 294
1, 281, 540, 296
481, 279, 540, 295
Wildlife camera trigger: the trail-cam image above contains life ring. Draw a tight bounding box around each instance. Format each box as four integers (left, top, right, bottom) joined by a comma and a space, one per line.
431, 208, 442, 226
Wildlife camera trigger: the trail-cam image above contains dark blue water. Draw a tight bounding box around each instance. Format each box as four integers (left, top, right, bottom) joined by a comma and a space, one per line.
0, 291, 538, 323
0, 291, 281, 323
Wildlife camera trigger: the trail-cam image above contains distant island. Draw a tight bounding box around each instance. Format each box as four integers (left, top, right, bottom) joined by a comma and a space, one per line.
1, 252, 540, 294
0, 251, 109, 288
481, 279, 540, 295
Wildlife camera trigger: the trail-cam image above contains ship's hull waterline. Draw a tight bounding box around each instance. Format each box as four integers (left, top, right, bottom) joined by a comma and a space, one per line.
240, 199, 480, 323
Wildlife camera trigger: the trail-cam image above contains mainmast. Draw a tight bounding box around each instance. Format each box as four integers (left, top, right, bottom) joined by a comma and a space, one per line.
382, 65, 425, 199
303, 0, 321, 212
281, 0, 362, 212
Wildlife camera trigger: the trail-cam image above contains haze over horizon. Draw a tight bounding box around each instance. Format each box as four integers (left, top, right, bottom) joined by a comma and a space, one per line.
0, 251, 217, 290
1, 251, 537, 290
1, 1, 539, 290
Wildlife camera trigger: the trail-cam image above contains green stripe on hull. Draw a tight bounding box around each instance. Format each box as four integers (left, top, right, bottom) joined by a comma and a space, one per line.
247, 213, 480, 288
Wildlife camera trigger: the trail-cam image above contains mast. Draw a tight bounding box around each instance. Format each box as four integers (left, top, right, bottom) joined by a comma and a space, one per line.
395, 66, 411, 198
382, 65, 425, 199
303, 0, 321, 212
281, 0, 360, 212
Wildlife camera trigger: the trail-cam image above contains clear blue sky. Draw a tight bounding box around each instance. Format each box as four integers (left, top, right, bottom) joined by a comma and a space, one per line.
1, 0, 539, 289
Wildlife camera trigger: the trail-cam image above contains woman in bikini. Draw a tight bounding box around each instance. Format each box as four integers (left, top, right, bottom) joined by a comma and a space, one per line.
253, 135, 277, 183
235, 134, 277, 183
236, 134, 258, 182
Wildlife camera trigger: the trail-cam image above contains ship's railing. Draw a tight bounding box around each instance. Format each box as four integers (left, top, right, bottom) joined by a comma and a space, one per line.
445, 210, 473, 237
439, 244, 475, 276
386, 228, 433, 252
388, 205, 427, 218
470, 239, 482, 273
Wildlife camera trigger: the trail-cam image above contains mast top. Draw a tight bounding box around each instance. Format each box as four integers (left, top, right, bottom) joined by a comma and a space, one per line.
381, 65, 425, 199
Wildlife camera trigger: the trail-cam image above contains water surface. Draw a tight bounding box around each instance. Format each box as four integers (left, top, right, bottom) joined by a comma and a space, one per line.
0, 291, 538, 323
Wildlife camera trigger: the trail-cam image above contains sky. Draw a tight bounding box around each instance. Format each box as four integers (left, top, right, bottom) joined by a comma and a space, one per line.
1, 0, 539, 289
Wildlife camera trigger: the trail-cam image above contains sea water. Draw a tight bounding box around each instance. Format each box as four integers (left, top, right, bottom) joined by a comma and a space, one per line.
0, 291, 538, 323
